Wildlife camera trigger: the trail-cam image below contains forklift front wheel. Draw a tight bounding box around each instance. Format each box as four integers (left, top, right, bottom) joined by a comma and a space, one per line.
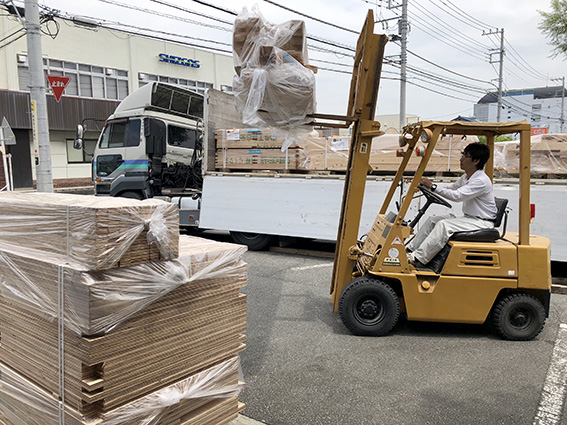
339, 276, 400, 336
491, 293, 546, 341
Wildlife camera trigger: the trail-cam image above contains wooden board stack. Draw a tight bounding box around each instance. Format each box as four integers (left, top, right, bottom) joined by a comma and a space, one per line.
0, 193, 247, 425
215, 128, 306, 170
215, 128, 469, 173
494, 133, 567, 175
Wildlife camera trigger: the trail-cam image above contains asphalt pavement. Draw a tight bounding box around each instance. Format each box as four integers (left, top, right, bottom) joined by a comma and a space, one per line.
230, 246, 567, 425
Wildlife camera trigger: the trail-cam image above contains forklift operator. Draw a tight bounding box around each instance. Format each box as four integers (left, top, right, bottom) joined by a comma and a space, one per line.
407, 142, 498, 266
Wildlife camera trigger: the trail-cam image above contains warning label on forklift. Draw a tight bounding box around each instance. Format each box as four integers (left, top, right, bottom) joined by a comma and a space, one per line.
383, 257, 401, 266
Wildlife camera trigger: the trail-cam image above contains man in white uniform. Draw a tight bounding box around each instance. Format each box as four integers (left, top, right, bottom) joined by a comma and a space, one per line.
408, 142, 498, 266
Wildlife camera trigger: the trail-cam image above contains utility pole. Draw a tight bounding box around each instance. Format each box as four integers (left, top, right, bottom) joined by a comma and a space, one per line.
483, 28, 505, 122
25, 0, 53, 192
551, 76, 565, 133
384, 0, 408, 131
399, 0, 408, 131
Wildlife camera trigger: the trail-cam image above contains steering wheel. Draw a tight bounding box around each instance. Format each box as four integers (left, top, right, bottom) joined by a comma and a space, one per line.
418, 184, 452, 209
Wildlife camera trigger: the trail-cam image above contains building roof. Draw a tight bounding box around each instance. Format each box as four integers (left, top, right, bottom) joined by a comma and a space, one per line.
477, 86, 566, 104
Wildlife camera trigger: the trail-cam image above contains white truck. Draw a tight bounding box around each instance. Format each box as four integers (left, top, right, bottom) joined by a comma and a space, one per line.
75, 82, 567, 263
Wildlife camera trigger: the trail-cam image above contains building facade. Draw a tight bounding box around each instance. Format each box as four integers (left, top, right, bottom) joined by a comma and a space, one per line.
474, 87, 566, 134
0, 10, 234, 189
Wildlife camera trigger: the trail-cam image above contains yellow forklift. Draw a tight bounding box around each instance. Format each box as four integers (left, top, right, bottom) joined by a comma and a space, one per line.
329, 13, 551, 341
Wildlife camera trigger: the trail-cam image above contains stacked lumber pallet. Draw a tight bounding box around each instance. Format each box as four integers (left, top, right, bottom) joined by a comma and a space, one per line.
494, 133, 567, 175
214, 128, 306, 170
214, 128, 470, 173
0, 193, 247, 425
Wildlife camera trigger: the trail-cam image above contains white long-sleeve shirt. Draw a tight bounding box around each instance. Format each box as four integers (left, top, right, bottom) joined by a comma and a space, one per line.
435, 169, 498, 220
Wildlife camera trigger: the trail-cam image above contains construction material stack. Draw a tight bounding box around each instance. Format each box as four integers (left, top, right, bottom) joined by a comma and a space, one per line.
0, 193, 247, 425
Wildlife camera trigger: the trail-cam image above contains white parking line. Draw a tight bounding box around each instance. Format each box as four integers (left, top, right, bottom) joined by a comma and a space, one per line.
290, 263, 333, 271
534, 323, 567, 425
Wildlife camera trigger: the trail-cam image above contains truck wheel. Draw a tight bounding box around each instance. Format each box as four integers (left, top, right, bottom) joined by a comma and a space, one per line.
119, 191, 144, 200
339, 276, 400, 336
491, 293, 546, 341
229, 231, 276, 250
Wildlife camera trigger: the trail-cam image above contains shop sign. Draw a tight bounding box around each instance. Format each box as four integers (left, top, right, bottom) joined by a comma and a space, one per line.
158, 53, 200, 68
531, 127, 548, 136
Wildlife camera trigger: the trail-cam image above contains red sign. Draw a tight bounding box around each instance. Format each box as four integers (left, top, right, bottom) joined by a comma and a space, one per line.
46, 75, 71, 103
531, 127, 548, 136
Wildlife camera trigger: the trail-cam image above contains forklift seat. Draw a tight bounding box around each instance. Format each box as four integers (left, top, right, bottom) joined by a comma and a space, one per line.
449, 198, 509, 243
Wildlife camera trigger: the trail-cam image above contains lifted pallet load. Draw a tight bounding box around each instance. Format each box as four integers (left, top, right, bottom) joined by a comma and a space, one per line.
0, 193, 247, 424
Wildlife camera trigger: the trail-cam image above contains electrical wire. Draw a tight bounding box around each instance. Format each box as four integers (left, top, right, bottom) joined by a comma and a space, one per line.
261, 0, 358, 34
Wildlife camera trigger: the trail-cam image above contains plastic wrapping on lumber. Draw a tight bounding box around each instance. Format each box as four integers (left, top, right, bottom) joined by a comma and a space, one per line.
0, 356, 243, 425
0, 235, 248, 335
232, 6, 315, 150
0, 192, 179, 270
493, 133, 567, 176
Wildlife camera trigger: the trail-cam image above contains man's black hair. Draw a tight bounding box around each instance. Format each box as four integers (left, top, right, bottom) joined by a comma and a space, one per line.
464, 142, 490, 170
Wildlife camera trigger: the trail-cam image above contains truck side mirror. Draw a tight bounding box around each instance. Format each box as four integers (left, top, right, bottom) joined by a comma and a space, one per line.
74, 124, 84, 150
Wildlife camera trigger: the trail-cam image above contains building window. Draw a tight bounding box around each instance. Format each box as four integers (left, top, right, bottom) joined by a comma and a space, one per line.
138, 73, 213, 95
17, 57, 129, 100
66, 139, 97, 163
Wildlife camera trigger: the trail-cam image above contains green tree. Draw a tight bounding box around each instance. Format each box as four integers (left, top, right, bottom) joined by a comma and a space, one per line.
539, 0, 567, 58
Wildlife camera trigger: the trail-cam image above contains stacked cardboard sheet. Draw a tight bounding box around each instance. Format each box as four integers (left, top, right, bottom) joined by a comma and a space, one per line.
0, 193, 247, 424
0, 192, 179, 270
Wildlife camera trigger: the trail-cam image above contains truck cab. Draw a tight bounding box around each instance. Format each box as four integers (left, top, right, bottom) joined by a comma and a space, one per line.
78, 82, 204, 200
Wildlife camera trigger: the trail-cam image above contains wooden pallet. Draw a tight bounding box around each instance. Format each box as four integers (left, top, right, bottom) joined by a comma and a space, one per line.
0, 192, 179, 270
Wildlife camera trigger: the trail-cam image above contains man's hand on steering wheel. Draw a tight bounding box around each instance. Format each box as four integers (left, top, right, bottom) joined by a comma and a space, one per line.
417, 182, 452, 208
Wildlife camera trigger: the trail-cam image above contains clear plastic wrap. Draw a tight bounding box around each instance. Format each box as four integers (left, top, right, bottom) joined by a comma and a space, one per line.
0, 234, 247, 420
296, 133, 474, 172
494, 133, 567, 176
232, 5, 308, 71
0, 192, 179, 270
0, 235, 247, 336
232, 6, 315, 150
0, 356, 243, 425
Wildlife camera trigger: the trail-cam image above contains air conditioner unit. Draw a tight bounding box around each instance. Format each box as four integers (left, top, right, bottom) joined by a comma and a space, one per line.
105, 68, 115, 76
138, 73, 148, 80
17, 54, 27, 64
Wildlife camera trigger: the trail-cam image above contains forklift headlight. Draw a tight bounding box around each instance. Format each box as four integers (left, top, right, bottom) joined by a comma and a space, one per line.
420, 129, 433, 143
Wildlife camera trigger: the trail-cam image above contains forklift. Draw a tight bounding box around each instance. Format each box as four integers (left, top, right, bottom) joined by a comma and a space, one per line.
328, 12, 551, 341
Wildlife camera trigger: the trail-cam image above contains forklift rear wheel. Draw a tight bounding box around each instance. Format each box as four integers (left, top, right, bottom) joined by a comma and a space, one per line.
491, 293, 546, 341
339, 276, 400, 336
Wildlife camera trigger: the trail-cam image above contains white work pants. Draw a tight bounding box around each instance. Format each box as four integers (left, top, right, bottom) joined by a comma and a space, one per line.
408, 214, 495, 264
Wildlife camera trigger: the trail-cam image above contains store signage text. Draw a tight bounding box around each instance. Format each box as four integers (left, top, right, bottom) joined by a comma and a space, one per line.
158, 53, 200, 68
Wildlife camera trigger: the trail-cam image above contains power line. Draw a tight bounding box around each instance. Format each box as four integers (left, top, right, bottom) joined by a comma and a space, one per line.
410, 1, 491, 52
261, 0, 358, 34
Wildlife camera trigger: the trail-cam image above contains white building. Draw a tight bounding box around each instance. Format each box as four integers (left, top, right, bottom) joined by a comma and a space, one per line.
0, 9, 234, 189
474, 87, 566, 134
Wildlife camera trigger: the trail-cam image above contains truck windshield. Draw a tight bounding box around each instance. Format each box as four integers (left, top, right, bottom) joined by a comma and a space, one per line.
99, 119, 141, 148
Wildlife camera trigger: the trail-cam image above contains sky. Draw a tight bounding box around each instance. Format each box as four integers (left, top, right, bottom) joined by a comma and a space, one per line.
27, 0, 566, 123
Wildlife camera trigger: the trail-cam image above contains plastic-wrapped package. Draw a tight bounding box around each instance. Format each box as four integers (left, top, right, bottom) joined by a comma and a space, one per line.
232, 6, 315, 150
0, 192, 179, 270
232, 5, 308, 71
494, 133, 567, 176
0, 235, 247, 418
0, 235, 247, 335
0, 356, 243, 424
